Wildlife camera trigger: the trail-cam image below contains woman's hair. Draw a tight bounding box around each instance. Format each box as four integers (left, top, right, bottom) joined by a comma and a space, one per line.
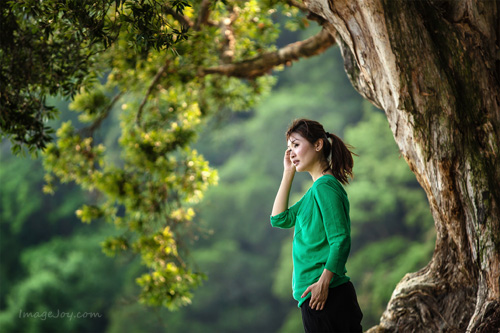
286, 118, 356, 185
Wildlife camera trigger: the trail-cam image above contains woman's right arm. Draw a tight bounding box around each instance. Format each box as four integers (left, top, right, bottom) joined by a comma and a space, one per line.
271, 149, 296, 216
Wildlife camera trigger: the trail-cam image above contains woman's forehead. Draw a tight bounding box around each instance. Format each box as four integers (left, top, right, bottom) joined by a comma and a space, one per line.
287, 133, 304, 145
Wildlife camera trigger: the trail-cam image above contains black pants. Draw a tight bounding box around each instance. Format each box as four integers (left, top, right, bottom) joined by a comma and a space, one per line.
300, 281, 363, 333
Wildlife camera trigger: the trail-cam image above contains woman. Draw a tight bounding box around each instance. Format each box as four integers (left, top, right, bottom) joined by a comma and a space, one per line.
270, 119, 363, 333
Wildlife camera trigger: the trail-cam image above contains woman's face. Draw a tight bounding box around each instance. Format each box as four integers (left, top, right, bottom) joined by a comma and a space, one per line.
287, 132, 321, 173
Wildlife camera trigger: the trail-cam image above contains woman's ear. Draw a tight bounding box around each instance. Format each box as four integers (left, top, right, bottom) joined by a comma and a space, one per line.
315, 139, 323, 152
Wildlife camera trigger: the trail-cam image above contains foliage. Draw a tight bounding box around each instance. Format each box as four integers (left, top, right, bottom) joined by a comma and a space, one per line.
0, 0, 190, 153
42, 90, 218, 308
0, 143, 85, 309
0, 230, 125, 333
0, 141, 127, 332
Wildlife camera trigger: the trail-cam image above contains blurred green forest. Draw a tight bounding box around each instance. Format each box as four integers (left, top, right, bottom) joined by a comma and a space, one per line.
0, 26, 435, 332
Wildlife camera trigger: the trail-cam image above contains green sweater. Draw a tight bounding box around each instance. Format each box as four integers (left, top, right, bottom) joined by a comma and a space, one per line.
270, 174, 351, 307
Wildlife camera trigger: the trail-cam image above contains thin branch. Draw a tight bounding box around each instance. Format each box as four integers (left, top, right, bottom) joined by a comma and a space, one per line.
199, 28, 335, 79
136, 60, 169, 126
163, 5, 193, 28
80, 91, 124, 137
194, 0, 212, 30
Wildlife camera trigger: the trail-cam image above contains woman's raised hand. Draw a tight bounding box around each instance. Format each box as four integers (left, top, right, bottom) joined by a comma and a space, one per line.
284, 148, 295, 172
271, 148, 295, 216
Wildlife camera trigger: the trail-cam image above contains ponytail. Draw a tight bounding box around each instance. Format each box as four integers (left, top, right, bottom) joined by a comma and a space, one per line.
324, 132, 356, 185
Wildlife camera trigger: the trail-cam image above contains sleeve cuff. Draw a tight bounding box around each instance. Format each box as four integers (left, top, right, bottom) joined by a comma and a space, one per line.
270, 209, 294, 228
270, 210, 288, 221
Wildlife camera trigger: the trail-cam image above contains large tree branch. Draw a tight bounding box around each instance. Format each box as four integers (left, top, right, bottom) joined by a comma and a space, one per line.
199, 28, 335, 78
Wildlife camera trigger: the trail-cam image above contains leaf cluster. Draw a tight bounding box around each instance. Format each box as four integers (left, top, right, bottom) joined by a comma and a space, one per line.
42, 100, 217, 307
0, 0, 191, 153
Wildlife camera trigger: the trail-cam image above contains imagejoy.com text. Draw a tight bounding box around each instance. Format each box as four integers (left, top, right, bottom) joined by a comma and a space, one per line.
18, 309, 102, 321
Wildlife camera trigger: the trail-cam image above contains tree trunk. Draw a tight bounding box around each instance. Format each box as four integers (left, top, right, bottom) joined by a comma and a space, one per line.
305, 0, 500, 331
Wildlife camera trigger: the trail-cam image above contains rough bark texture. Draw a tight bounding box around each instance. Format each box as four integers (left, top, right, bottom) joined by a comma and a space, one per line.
304, 0, 500, 331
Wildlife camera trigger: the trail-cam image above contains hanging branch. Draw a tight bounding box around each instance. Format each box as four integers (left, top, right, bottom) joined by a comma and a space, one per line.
136, 60, 170, 126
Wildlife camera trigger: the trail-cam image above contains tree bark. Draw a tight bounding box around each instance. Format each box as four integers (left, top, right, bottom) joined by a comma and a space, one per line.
304, 0, 500, 331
